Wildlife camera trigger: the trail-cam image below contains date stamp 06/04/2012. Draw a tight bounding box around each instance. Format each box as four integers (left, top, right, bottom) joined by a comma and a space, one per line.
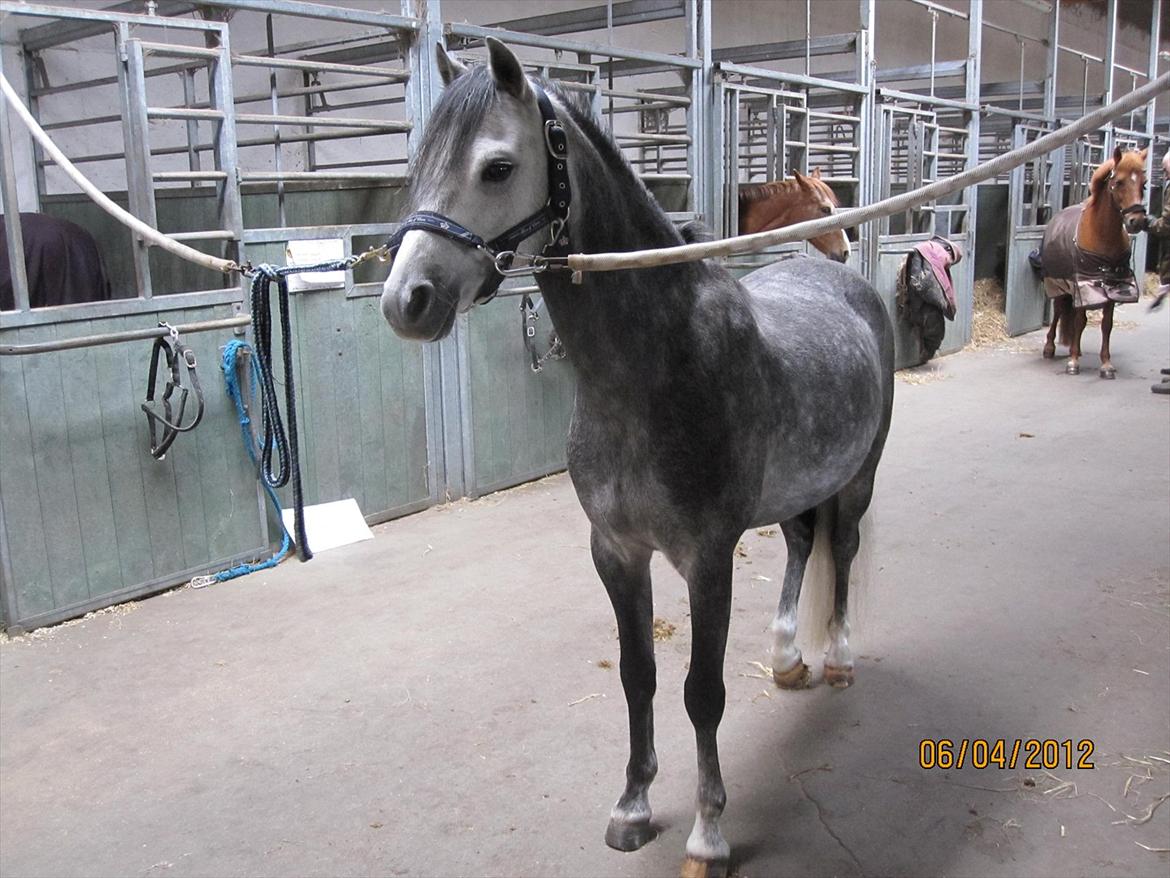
918, 738, 1096, 771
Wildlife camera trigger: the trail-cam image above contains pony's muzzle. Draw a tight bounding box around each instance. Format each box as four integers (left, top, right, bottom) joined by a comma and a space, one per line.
1123, 211, 1147, 235
381, 276, 454, 341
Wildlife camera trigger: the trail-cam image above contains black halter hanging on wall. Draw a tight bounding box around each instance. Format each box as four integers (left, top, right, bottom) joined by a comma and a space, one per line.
141, 323, 205, 460
383, 84, 572, 303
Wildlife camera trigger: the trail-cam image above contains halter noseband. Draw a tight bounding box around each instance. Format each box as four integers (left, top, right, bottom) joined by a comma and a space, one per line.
384, 84, 572, 304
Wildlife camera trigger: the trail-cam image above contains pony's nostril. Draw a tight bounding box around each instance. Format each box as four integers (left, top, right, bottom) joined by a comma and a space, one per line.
405, 282, 433, 321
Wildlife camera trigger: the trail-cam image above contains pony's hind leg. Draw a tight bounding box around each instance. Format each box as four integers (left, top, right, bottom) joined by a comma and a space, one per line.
681, 541, 736, 878
1099, 302, 1116, 378
769, 509, 817, 689
592, 528, 659, 853
824, 473, 877, 689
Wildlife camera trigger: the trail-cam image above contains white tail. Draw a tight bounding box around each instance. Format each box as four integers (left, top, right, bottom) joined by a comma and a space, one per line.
795, 500, 873, 655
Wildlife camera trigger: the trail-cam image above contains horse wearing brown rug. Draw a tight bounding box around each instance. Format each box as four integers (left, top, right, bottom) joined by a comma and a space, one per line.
738, 168, 851, 263
1040, 146, 1148, 377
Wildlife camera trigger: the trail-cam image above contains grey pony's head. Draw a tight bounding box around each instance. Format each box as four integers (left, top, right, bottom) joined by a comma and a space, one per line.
381, 40, 547, 342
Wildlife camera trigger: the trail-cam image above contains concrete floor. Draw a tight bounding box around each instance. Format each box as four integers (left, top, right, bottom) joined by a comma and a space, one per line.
2, 307, 1168, 878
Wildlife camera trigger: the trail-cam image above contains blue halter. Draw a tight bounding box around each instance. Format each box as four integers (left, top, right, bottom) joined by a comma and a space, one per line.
385, 84, 572, 303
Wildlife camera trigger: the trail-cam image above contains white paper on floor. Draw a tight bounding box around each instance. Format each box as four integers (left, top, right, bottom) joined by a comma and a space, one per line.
282, 498, 373, 554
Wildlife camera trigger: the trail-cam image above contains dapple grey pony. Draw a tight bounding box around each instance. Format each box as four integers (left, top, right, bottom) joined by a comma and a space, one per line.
381, 39, 894, 878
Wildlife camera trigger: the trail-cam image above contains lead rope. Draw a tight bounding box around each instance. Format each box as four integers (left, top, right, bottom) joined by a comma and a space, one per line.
248, 261, 335, 562
243, 251, 388, 563
190, 340, 292, 588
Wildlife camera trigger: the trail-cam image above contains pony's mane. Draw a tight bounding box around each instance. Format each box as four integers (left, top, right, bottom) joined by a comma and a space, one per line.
739, 176, 839, 206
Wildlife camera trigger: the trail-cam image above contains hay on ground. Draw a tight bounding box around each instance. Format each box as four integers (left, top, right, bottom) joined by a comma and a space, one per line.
970, 277, 1009, 349
652, 617, 676, 642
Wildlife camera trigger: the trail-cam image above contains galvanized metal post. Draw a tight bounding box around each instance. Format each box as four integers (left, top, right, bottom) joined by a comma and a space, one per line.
1044, 1, 1058, 120
404, 0, 462, 501
206, 26, 245, 279
689, 0, 713, 227
966, 2, 981, 239
1103, 0, 1117, 154
1146, 0, 1161, 175
116, 26, 156, 298
0, 70, 22, 617
0, 90, 30, 312
859, 0, 876, 278
21, 50, 45, 207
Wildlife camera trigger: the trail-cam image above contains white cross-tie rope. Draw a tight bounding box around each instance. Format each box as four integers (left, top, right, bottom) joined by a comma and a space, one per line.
566, 71, 1169, 273
3, 68, 1166, 278
0, 71, 241, 275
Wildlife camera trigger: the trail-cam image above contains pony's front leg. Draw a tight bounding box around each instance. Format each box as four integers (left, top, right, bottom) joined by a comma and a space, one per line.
1066, 307, 1088, 375
681, 545, 734, 878
1098, 302, 1116, 378
592, 528, 659, 853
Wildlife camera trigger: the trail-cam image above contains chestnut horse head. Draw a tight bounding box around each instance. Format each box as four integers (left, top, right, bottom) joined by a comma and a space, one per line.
1080, 146, 1149, 255
737, 168, 851, 262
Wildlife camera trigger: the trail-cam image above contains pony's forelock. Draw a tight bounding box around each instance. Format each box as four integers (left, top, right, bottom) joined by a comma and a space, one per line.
410, 66, 499, 203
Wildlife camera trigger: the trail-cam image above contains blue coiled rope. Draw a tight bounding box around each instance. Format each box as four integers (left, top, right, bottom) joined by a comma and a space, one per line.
193, 339, 293, 585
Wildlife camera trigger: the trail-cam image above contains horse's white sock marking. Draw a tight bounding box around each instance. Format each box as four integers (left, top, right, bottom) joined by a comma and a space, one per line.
825, 617, 852, 670
685, 810, 730, 862
770, 608, 802, 672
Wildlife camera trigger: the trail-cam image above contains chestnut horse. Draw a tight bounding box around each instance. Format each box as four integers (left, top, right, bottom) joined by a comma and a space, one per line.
1041, 146, 1148, 377
737, 168, 851, 263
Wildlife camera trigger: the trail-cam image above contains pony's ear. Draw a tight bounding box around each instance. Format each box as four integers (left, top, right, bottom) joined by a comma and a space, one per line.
1113, 145, 1125, 167
1139, 147, 1149, 161
811, 167, 822, 179
435, 42, 468, 86
793, 168, 809, 187
486, 37, 529, 101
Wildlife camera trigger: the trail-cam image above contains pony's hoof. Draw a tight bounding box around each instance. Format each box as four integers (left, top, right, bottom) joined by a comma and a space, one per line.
773, 661, 811, 690
1099, 365, 1116, 379
681, 856, 730, 878
605, 818, 657, 852
824, 664, 854, 688
1065, 361, 1080, 375
1042, 343, 1056, 359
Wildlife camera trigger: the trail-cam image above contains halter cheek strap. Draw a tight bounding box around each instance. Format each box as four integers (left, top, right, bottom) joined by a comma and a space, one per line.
384, 83, 572, 304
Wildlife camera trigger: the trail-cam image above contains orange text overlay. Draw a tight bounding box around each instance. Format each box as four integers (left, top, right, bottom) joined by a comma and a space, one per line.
918, 738, 1095, 770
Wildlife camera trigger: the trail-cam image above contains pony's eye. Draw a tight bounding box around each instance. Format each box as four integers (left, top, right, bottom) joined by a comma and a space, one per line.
821, 205, 833, 216
482, 161, 514, 183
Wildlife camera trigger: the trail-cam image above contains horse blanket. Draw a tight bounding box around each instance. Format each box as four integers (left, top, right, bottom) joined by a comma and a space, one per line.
1040, 204, 1138, 309
896, 235, 961, 361
1, 213, 113, 311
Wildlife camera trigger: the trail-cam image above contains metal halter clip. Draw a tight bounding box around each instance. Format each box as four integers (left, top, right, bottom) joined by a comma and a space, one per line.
494, 251, 549, 277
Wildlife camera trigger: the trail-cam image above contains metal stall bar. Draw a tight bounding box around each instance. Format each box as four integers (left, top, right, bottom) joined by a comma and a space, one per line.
0, 316, 251, 356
